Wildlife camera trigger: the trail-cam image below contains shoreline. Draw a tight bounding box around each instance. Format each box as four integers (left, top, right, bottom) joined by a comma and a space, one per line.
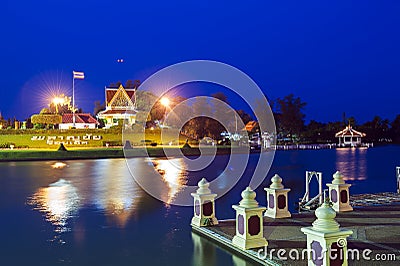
0, 146, 253, 162
1, 143, 398, 162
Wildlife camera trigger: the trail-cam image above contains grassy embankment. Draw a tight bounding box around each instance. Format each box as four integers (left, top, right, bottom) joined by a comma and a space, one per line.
0, 128, 223, 161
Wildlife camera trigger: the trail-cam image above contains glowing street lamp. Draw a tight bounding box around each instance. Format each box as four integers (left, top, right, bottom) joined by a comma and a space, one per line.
52, 97, 65, 114
160, 97, 170, 107
160, 97, 170, 127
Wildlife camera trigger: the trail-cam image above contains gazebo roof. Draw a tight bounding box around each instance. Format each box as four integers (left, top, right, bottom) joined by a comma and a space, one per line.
335, 125, 366, 138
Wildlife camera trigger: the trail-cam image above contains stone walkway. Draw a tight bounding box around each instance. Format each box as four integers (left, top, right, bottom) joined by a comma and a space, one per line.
350, 192, 400, 207
193, 197, 400, 265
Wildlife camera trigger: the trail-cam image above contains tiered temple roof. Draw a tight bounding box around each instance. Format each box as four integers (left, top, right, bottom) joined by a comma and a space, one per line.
97, 84, 137, 128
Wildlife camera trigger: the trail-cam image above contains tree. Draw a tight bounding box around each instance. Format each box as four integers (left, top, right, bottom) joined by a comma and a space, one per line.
360, 116, 390, 142
135, 90, 158, 111
93, 101, 105, 116
236, 110, 252, 126
0, 112, 7, 129
304, 120, 326, 143
125, 80, 134, 89
125, 79, 141, 89
211, 92, 231, 136
48, 94, 74, 114
40, 108, 51, 114
390, 114, 400, 143
211, 92, 228, 104
276, 94, 307, 138
163, 96, 189, 128
347, 116, 357, 127
109, 81, 122, 88
189, 97, 212, 139
31, 114, 62, 129
254, 97, 275, 134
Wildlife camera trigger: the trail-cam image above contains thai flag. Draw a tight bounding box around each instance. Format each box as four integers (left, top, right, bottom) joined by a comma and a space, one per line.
73, 71, 85, 79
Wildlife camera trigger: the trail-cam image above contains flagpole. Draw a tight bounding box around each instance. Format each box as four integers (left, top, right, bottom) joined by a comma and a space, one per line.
72, 71, 84, 128
72, 72, 76, 128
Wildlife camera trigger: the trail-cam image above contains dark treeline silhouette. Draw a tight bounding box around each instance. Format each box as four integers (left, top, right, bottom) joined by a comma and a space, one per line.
301, 115, 400, 144
2, 85, 399, 146
272, 93, 400, 144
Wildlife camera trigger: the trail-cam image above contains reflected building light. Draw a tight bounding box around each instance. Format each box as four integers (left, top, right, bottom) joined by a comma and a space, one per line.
93, 159, 143, 228
27, 179, 80, 233
51, 162, 67, 169
153, 158, 187, 205
336, 148, 367, 181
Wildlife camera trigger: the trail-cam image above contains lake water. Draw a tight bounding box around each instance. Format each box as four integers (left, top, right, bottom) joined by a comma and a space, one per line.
0, 145, 399, 265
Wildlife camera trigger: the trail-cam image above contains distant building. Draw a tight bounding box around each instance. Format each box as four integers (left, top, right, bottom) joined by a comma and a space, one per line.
335, 125, 366, 147
59, 113, 99, 129
244, 121, 259, 133
97, 84, 137, 129
0, 112, 7, 129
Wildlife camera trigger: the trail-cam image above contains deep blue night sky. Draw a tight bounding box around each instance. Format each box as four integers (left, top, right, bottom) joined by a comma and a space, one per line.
1, 1, 400, 123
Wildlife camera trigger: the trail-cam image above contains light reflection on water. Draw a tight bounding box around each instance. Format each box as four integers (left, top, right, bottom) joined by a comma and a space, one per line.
9, 146, 399, 265
152, 158, 187, 206
27, 158, 189, 235
27, 159, 147, 236
27, 179, 80, 234
335, 148, 367, 181
92, 160, 143, 228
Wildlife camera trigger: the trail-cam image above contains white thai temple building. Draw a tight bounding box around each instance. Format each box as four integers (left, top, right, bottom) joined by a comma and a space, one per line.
335, 124, 366, 147
97, 84, 137, 129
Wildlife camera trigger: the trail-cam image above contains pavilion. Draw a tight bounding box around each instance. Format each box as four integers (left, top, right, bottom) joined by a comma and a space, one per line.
97, 84, 137, 129
335, 124, 366, 147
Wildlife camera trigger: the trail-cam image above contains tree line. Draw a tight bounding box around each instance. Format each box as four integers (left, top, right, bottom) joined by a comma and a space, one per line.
133, 90, 400, 144
2, 77, 399, 145
271, 93, 400, 144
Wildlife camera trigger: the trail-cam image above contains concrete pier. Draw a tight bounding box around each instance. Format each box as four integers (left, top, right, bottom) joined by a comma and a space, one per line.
192, 193, 400, 265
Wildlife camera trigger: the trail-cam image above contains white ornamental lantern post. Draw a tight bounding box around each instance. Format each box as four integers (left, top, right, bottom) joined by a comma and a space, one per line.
191, 178, 218, 227
326, 171, 353, 212
264, 174, 291, 218
301, 198, 353, 266
232, 187, 268, 250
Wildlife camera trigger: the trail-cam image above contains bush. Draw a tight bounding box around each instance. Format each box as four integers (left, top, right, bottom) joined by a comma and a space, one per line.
31, 114, 62, 125
103, 141, 122, 147
0, 142, 16, 148
33, 124, 45, 129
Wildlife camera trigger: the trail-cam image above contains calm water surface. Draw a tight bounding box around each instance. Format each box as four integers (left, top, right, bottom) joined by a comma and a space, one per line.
0, 145, 399, 265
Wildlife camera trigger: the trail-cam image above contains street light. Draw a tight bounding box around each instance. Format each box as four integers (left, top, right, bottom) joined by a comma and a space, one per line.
160, 97, 170, 107
52, 97, 65, 114
160, 97, 170, 127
